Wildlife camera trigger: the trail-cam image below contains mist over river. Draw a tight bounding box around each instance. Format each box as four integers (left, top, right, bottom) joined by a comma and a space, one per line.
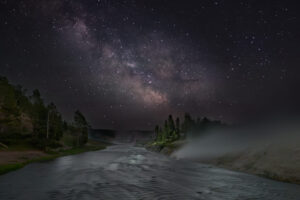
0, 144, 300, 200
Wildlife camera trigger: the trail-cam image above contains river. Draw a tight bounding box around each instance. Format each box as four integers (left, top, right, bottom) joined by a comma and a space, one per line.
0, 144, 300, 200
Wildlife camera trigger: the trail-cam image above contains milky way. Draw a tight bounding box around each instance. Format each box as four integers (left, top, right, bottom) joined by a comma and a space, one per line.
0, 0, 299, 129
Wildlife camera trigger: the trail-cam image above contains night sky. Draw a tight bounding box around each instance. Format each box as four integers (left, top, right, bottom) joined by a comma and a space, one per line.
0, 0, 299, 129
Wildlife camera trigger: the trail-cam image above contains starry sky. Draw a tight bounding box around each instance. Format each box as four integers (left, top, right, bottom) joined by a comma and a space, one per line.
0, 0, 299, 129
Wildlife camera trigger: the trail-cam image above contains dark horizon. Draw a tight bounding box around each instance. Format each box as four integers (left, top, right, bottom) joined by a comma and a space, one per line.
1, 0, 299, 129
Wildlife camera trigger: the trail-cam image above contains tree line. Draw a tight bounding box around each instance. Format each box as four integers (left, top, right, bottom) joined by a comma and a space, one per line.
0, 76, 89, 149
154, 113, 223, 144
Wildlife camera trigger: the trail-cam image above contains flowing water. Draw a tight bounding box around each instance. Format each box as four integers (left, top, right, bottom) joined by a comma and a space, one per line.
0, 144, 300, 200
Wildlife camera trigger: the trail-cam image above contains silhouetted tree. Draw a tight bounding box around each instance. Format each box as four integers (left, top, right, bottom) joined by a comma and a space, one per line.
181, 113, 195, 137
175, 117, 180, 138
168, 115, 175, 132
154, 125, 159, 140
152, 113, 224, 144
31, 89, 48, 139
47, 103, 63, 140
73, 110, 89, 146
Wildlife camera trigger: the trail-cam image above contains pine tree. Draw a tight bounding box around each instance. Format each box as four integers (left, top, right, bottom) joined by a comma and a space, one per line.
168, 115, 175, 132
164, 120, 169, 140
181, 112, 195, 137
175, 117, 180, 139
154, 125, 159, 141
74, 110, 89, 146
31, 89, 48, 139
47, 103, 63, 140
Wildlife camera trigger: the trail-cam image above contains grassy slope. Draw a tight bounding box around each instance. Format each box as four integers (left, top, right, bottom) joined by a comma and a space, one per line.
0, 140, 107, 175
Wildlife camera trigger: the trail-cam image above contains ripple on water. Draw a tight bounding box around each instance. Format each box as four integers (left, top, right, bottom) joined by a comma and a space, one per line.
1, 145, 300, 200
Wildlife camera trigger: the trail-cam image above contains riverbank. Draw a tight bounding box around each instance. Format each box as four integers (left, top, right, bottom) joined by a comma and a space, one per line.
201, 144, 300, 185
1, 144, 300, 200
0, 140, 108, 175
147, 140, 300, 185
146, 140, 186, 155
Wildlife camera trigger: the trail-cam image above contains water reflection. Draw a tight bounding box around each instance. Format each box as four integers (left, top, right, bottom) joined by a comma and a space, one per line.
0, 144, 300, 200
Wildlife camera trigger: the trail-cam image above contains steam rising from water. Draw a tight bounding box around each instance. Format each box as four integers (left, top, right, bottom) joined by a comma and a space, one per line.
172, 120, 300, 160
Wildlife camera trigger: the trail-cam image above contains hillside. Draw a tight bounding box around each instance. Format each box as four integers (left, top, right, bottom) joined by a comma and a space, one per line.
0, 76, 89, 150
